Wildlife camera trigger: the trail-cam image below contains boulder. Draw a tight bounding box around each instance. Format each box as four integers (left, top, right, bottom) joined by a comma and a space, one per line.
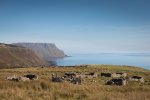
71, 77, 82, 85
101, 73, 111, 77
51, 73, 63, 82
24, 74, 38, 80
6, 75, 19, 82
111, 72, 127, 78
129, 76, 144, 83
106, 78, 127, 86
19, 76, 30, 81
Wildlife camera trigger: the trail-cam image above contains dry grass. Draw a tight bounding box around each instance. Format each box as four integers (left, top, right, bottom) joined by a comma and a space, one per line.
0, 65, 150, 100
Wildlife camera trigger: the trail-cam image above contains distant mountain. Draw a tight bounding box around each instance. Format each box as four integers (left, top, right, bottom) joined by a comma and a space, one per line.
13, 43, 66, 61
0, 43, 47, 68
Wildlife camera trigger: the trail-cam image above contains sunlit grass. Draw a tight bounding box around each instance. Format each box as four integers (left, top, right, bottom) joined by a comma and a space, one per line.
0, 65, 150, 100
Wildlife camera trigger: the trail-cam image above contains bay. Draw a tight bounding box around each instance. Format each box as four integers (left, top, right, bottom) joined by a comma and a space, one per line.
54, 53, 150, 70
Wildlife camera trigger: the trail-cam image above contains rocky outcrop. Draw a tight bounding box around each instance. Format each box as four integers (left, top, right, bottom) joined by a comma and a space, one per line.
0, 43, 47, 68
13, 43, 66, 61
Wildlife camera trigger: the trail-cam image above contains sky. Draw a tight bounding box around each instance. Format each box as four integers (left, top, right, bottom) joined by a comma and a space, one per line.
0, 0, 150, 53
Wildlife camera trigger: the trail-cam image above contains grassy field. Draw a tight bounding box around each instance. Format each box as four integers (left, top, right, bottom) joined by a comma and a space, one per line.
0, 65, 150, 100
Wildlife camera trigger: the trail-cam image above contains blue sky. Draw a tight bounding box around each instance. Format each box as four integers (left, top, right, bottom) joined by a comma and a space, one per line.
0, 0, 150, 53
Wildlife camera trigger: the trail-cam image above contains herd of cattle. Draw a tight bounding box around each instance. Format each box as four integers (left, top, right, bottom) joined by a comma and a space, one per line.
6, 71, 145, 86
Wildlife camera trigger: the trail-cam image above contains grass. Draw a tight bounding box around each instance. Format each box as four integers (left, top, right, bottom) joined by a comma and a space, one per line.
0, 65, 150, 100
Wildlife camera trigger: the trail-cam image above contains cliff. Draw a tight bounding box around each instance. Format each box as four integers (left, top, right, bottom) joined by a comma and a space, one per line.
0, 43, 47, 68
13, 43, 66, 61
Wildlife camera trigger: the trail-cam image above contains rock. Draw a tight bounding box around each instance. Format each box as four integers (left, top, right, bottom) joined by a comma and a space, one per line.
71, 77, 82, 85
51, 73, 63, 82
6, 75, 19, 82
24, 74, 38, 80
106, 78, 127, 86
101, 73, 111, 77
64, 72, 76, 78
111, 72, 127, 78
129, 76, 144, 83
85, 72, 97, 78
18, 76, 30, 81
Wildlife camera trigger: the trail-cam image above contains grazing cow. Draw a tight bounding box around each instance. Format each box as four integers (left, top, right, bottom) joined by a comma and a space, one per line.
51, 74, 63, 82
24, 74, 38, 80
101, 73, 111, 77
106, 78, 127, 86
129, 76, 144, 83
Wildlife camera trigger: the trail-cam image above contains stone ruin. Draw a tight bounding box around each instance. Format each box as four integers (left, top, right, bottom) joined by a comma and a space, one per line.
6, 71, 144, 86
111, 72, 127, 78
101, 73, 111, 77
101, 72, 127, 78
51, 73, 63, 82
71, 76, 82, 85
106, 78, 127, 86
64, 72, 76, 79
51, 72, 82, 85
129, 76, 144, 83
24, 74, 38, 80
6, 74, 38, 82
85, 72, 97, 78
6, 75, 20, 82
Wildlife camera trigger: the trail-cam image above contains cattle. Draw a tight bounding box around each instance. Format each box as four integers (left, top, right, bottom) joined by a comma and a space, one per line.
106, 78, 127, 86
129, 76, 144, 83
24, 74, 38, 80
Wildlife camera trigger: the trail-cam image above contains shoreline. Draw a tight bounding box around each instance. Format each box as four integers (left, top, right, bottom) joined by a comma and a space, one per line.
0, 64, 149, 71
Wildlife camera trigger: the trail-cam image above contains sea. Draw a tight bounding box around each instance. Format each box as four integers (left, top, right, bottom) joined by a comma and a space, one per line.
54, 53, 150, 70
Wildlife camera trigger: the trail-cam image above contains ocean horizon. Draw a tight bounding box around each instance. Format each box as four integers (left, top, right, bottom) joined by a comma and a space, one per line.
55, 53, 150, 70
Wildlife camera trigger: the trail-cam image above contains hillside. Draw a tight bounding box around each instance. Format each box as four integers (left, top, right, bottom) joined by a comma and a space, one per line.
0, 43, 47, 68
0, 65, 150, 100
13, 43, 66, 61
